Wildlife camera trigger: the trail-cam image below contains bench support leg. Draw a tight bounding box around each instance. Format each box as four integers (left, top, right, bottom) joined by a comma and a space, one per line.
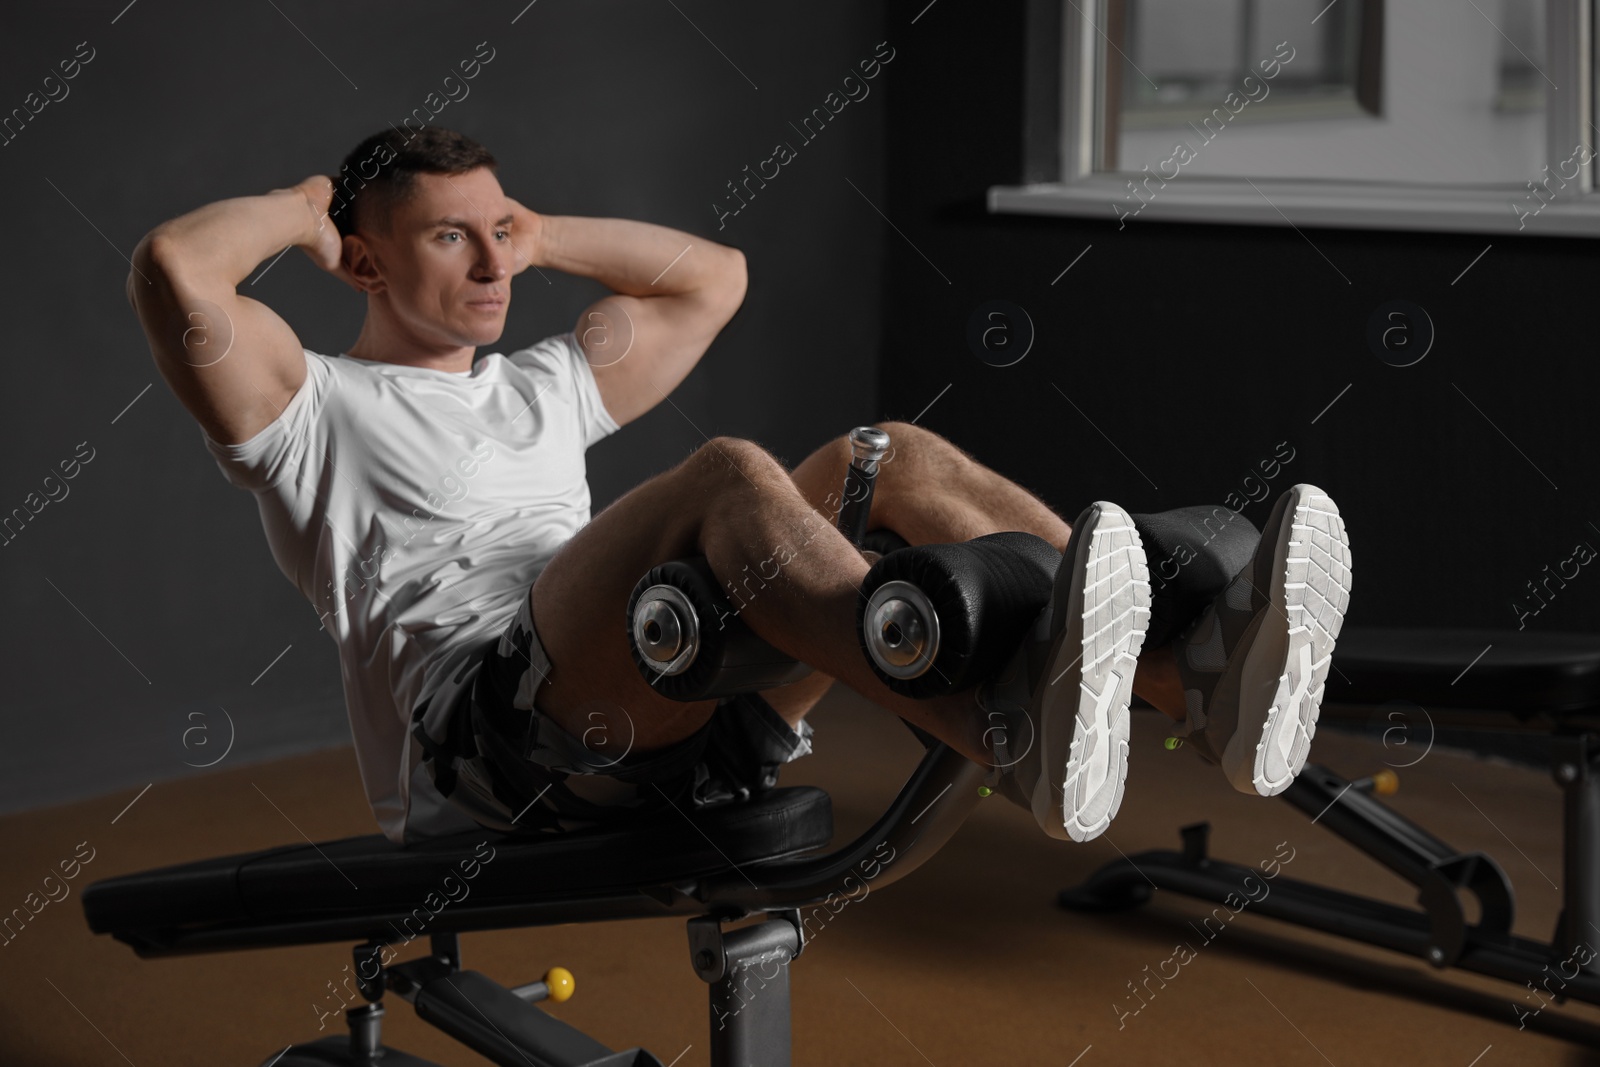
689, 914, 801, 1067
1554, 734, 1600, 979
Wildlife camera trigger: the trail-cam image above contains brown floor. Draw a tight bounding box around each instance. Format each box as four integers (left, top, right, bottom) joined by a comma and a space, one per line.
4, 688, 1600, 1067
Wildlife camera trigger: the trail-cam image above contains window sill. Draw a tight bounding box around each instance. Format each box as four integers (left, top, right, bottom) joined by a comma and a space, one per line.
988, 175, 1600, 238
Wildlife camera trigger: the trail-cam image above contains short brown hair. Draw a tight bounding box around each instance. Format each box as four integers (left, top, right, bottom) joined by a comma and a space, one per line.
328, 126, 497, 238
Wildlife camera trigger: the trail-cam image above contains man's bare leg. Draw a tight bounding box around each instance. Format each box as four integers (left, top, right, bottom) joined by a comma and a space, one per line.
771, 421, 1188, 728
529, 436, 1005, 770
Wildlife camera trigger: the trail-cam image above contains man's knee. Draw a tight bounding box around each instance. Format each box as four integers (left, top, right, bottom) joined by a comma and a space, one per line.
872, 420, 922, 440
869, 421, 971, 475
688, 436, 785, 485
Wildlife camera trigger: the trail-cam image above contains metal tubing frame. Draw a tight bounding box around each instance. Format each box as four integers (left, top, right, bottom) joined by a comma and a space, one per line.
1064, 755, 1600, 1015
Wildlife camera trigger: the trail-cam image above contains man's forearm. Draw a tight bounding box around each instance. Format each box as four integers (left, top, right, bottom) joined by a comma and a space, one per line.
138, 188, 323, 289
533, 215, 742, 301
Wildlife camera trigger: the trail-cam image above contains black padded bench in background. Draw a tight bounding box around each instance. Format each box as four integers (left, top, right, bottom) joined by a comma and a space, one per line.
1066, 625, 1600, 1025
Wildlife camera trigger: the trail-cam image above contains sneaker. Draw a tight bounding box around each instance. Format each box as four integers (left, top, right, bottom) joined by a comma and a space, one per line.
1170, 484, 1353, 795
980, 502, 1151, 842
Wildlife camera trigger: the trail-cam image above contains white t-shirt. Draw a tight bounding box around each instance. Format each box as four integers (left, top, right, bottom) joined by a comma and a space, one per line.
203, 331, 620, 844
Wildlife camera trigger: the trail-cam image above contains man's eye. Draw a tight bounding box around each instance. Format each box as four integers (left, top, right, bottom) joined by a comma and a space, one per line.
440, 232, 462, 242
494, 230, 509, 240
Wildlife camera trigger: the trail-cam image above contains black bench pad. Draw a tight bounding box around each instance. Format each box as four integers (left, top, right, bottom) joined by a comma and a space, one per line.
1326, 627, 1600, 718
84, 786, 831, 942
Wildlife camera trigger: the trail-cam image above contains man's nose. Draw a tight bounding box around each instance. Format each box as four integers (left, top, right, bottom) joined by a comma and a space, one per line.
474, 244, 510, 280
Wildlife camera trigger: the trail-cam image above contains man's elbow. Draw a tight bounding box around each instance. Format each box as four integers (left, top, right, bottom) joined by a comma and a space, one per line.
716, 248, 748, 315
127, 233, 157, 310
127, 229, 180, 304
133, 226, 173, 270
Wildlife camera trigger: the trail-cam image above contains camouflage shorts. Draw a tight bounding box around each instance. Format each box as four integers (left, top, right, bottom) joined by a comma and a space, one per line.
412, 591, 816, 835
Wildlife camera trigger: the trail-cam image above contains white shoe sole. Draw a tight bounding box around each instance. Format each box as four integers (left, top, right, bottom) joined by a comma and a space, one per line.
1223, 484, 1353, 796
1032, 502, 1151, 842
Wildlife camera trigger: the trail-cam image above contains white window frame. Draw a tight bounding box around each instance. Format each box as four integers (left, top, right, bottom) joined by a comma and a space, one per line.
989, 0, 1600, 237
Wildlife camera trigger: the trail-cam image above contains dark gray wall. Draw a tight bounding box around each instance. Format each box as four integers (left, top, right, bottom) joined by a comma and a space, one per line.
0, 1, 887, 813
880, 3, 1600, 637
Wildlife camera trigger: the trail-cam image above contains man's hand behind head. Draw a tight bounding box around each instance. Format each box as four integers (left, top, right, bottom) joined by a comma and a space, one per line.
504, 197, 547, 278
272, 175, 361, 292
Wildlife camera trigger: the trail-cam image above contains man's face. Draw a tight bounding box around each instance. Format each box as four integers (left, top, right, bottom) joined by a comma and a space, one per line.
353, 167, 517, 349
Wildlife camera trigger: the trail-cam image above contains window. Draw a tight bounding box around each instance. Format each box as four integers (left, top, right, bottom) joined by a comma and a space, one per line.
994, 0, 1599, 236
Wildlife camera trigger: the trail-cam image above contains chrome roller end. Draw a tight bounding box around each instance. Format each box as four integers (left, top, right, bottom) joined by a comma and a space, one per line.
632, 585, 700, 676
863, 580, 941, 680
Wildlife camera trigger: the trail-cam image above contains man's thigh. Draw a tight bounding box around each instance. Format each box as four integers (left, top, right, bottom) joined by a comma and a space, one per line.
526, 455, 726, 759
759, 431, 901, 726
525, 430, 874, 752
756, 436, 852, 725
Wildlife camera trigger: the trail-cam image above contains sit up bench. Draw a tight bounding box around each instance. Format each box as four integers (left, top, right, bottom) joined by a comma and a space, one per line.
89, 424, 1593, 1058
82, 426, 1059, 1067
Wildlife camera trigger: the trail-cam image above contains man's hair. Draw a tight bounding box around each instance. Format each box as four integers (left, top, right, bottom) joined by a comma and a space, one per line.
327, 126, 498, 239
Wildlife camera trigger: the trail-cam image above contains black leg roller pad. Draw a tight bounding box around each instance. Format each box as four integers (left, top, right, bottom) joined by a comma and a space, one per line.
1131, 504, 1262, 648
627, 557, 815, 702
857, 531, 1062, 699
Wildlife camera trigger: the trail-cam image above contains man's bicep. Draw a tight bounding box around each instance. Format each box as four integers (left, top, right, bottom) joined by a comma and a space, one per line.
133, 259, 308, 446
572, 291, 724, 428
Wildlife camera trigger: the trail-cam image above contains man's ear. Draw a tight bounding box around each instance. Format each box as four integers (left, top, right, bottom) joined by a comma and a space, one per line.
343, 234, 384, 295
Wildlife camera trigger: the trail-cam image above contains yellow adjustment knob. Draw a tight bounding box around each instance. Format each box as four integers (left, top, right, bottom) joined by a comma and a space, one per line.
1371, 769, 1400, 796
977, 785, 993, 797
1164, 737, 1184, 751
545, 967, 575, 1002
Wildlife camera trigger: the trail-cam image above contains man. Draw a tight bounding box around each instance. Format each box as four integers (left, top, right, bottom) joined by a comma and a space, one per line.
126, 126, 1352, 848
